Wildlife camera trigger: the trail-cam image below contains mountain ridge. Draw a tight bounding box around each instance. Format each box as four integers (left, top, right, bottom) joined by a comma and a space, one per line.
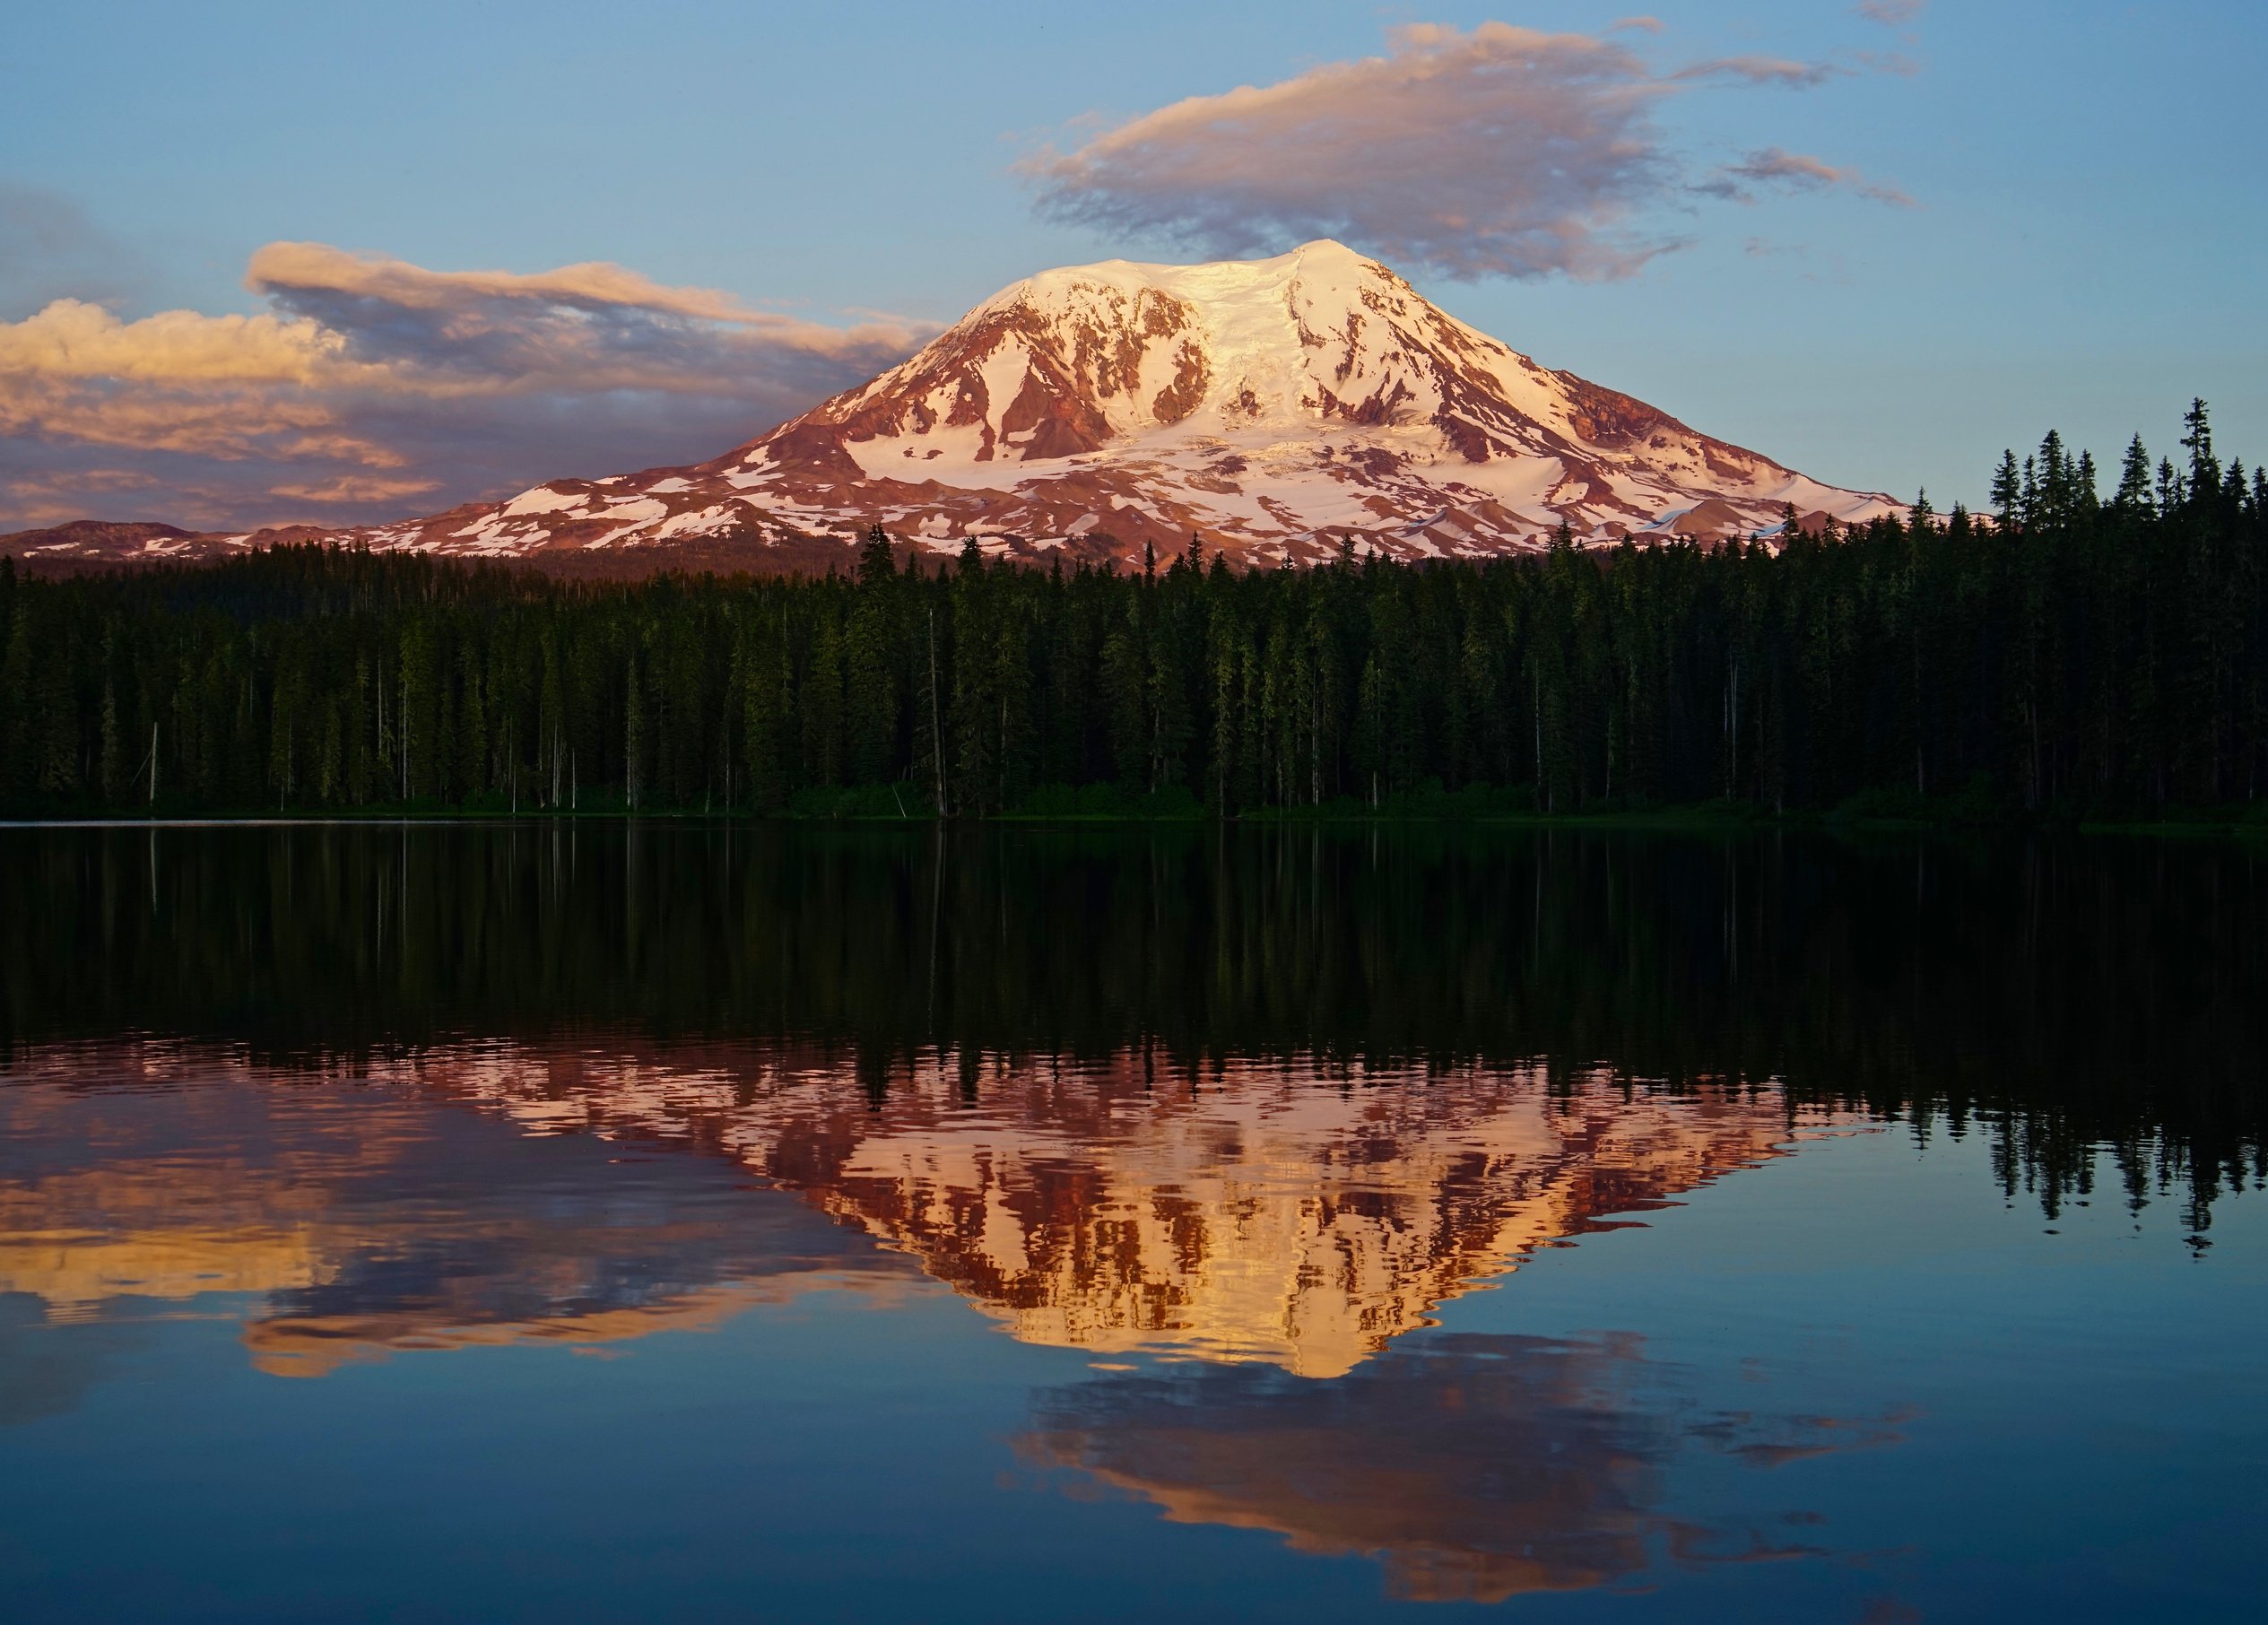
5, 241, 1900, 573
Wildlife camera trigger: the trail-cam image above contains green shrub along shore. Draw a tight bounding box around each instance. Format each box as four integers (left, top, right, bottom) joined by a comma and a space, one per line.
4, 407, 2264, 830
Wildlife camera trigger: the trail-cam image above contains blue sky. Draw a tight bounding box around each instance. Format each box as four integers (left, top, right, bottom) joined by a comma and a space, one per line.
4, 0, 2263, 528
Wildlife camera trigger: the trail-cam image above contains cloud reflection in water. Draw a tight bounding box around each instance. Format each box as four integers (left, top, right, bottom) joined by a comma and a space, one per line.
0, 1038, 1904, 1604
1022, 1333, 1902, 1603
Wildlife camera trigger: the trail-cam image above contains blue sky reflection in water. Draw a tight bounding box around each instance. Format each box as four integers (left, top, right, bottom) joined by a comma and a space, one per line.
0, 823, 2262, 1621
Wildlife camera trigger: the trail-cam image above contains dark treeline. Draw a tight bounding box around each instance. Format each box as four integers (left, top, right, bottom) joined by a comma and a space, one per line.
4, 404, 2264, 819
2, 822, 2261, 1228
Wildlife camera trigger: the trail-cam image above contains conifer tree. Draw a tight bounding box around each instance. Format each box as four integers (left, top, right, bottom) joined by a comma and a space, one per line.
0, 401, 2259, 821
2183, 398, 2220, 498
1992, 451, 2023, 525
2116, 436, 2155, 512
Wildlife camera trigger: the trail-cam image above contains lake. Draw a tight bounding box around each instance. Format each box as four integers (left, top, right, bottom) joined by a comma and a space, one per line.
1, 822, 2262, 1622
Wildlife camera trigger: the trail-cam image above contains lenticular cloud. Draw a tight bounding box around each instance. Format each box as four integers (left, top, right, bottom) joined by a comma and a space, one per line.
1025, 24, 1676, 282
1022, 22, 1894, 282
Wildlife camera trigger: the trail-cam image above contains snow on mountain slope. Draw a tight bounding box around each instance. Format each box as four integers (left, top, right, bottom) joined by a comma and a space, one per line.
5, 242, 1900, 571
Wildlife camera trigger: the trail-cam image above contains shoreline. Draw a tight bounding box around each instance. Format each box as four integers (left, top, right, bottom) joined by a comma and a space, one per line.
4, 805, 2263, 839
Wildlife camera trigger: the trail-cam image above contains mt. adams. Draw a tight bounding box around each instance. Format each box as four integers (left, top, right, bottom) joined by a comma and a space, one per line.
13, 241, 1901, 569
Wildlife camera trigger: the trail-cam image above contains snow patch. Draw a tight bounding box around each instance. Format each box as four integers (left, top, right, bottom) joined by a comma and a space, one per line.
651, 505, 740, 540
502, 486, 585, 517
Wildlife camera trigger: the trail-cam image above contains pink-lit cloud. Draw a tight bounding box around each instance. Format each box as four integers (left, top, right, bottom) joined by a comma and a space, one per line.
1705, 147, 1917, 209
0, 243, 930, 532
1023, 22, 1907, 282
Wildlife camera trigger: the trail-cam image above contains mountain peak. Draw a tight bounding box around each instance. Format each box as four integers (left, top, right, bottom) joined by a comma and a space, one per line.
723, 240, 1894, 567
7, 245, 1901, 573
982, 238, 1386, 321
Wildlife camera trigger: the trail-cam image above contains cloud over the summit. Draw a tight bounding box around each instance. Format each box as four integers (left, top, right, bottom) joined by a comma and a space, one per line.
1023, 22, 1905, 282
0, 244, 928, 532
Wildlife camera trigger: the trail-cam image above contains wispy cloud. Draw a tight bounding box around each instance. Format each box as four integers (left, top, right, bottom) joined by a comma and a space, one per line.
1670, 56, 1847, 88
1855, 0, 1926, 26
1704, 147, 1916, 209
1853, 50, 1923, 77
0, 239, 930, 531
1022, 22, 1907, 282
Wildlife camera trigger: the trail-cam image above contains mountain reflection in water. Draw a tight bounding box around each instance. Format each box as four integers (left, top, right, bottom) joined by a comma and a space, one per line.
1, 1040, 1837, 1381
0, 823, 2261, 1621
421, 1043, 1837, 1377
0, 1038, 1896, 1603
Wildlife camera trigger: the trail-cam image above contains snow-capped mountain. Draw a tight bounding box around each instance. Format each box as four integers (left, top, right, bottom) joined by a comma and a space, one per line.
5, 241, 1900, 570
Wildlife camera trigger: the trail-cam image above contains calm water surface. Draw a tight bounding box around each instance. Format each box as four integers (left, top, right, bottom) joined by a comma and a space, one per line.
1, 824, 2262, 1622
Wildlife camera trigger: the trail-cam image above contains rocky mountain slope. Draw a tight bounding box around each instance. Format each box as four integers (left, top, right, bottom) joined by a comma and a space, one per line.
5, 241, 1899, 572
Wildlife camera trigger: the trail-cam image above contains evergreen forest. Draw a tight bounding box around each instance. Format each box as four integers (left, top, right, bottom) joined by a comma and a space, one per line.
3, 404, 2264, 824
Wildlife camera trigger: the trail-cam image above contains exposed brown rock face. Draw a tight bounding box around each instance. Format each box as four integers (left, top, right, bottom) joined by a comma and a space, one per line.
5, 242, 1899, 576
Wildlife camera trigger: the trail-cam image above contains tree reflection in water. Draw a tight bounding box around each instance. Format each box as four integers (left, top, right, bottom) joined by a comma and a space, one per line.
0, 821, 2259, 1614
